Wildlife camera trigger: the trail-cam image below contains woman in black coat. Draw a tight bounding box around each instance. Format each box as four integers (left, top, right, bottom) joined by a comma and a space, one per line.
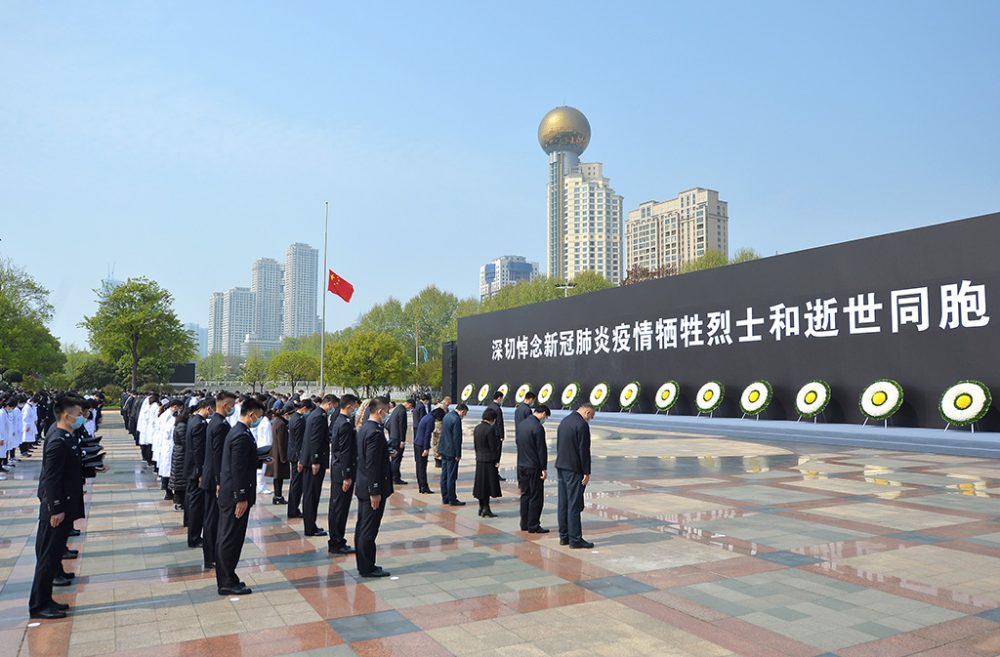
472, 408, 502, 517
170, 405, 191, 514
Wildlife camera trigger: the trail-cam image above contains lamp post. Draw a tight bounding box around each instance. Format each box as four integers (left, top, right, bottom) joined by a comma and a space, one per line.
555, 281, 577, 298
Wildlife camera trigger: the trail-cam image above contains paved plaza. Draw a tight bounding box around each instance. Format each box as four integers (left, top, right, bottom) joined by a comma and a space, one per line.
2, 417, 1000, 657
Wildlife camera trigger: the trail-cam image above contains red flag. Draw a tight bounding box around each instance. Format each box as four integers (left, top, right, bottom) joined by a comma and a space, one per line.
327, 269, 354, 303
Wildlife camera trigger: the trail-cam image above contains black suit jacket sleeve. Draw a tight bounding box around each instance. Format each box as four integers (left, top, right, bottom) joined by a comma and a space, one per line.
304, 408, 328, 466
330, 414, 357, 481
186, 416, 206, 480
387, 406, 406, 447
40, 434, 69, 513
231, 432, 254, 503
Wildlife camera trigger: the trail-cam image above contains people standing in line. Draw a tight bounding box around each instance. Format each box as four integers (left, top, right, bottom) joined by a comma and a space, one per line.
215, 397, 266, 596
516, 404, 551, 534
555, 403, 595, 549
439, 403, 468, 506
286, 399, 312, 519
354, 397, 394, 578
514, 391, 536, 432
266, 405, 291, 505
29, 395, 82, 619
184, 398, 214, 549
413, 407, 443, 494
472, 408, 501, 518
327, 394, 360, 555
201, 391, 237, 569
486, 392, 506, 481
387, 398, 412, 485
170, 403, 191, 514
301, 394, 339, 537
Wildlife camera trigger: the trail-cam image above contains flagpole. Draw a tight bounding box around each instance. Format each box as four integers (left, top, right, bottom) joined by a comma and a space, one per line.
320, 201, 329, 394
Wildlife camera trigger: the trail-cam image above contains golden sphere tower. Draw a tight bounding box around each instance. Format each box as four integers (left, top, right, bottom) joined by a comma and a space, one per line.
538, 106, 591, 156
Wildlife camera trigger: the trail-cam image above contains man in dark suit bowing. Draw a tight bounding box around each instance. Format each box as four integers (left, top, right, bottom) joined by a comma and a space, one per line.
286, 399, 312, 519
354, 397, 394, 578
201, 391, 237, 570
301, 394, 338, 537
216, 397, 267, 595
514, 391, 536, 432
184, 397, 214, 548
386, 398, 412, 485
327, 394, 360, 555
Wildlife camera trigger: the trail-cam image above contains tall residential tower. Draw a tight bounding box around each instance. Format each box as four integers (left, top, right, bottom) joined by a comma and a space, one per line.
283, 242, 319, 339
251, 257, 284, 351
625, 188, 729, 276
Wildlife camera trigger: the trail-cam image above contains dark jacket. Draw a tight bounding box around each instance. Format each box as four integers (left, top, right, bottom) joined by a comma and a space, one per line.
303, 407, 330, 468
170, 418, 187, 491
287, 411, 305, 463
386, 404, 408, 449
184, 413, 207, 482
413, 413, 434, 450
473, 421, 501, 463
355, 419, 393, 500
516, 414, 547, 471
37, 424, 78, 516
487, 401, 505, 444
413, 402, 429, 433
439, 410, 463, 459
514, 402, 532, 432
201, 412, 230, 490
219, 421, 257, 509
555, 411, 591, 475
329, 412, 357, 482
265, 415, 290, 479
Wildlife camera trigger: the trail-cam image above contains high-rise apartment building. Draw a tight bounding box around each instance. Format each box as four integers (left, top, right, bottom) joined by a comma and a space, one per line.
539, 106, 624, 285
625, 188, 729, 277
283, 243, 319, 339
480, 255, 539, 300
185, 322, 208, 359
207, 292, 224, 355
221, 287, 255, 357
251, 257, 284, 343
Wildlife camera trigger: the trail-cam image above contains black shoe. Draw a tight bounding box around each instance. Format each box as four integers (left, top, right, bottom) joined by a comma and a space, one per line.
559, 538, 569, 546
528, 527, 550, 534
360, 569, 391, 578
218, 585, 252, 596
422, 489, 435, 494
328, 545, 356, 555
498, 475, 507, 481
272, 496, 287, 505
30, 607, 66, 620
449, 500, 466, 506
306, 529, 327, 537
394, 479, 408, 485
68, 529, 81, 537
51, 602, 70, 611
62, 550, 78, 560
58, 572, 75, 580
204, 562, 216, 570
287, 511, 302, 519
174, 504, 183, 512
569, 540, 595, 549
53, 576, 73, 587
482, 510, 497, 518
188, 538, 204, 548
164, 492, 173, 501
520, 526, 528, 532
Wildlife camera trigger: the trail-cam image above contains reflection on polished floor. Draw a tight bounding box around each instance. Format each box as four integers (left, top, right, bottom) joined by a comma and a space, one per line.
2, 417, 1000, 657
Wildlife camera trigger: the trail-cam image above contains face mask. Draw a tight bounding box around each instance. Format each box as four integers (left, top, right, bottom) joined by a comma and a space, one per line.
72, 416, 86, 430
226, 407, 236, 417
327, 407, 338, 416
250, 417, 262, 428
18, 403, 24, 409
349, 408, 358, 418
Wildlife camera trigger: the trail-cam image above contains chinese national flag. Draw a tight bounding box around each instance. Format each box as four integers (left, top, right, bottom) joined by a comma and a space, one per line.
327, 269, 354, 303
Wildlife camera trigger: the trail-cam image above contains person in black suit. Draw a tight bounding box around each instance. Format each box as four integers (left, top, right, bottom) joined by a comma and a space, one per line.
387, 398, 412, 485
327, 394, 360, 555
513, 391, 536, 433
412, 394, 431, 434
555, 402, 595, 549
286, 398, 312, 519
201, 391, 237, 569
29, 395, 83, 619
184, 398, 214, 548
216, 397, 267, 595
486, 392, 506, 481
354, 397, 394, 578
302, 394, 339, 537
472, 408, 501, 517
516, 404, 551, 533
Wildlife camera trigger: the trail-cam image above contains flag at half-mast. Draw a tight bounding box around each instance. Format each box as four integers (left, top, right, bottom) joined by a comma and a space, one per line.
327, 269, 354, 303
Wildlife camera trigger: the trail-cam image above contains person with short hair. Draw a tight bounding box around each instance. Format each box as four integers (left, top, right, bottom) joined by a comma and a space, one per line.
516, 404, 551, 533
286, 399, 312, 519
201, 391, 237, 569
439, 403, 468, 505
413, 407, 443, 494
301, 394, 338, 536
473, 408, 502, 517
328, 394, 360, 555
514, 391, 536, 432
354, 397, 394, 577
387, 398, 413, 485
556, 403, 595, 549
184, 397, 214, 548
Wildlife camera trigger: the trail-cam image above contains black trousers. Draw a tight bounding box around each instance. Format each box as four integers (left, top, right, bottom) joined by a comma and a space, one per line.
215, 504, 250, 589
287, 465, 303, 516
140, 444, 152, 464
202, 487, 219, 566
414, 450, 429, 490
29, 504, 70, 614
327, 479, 355, 550
302, 466, 326, 535
354, 495, 386, 575
390, 444, 405, 482
187, 482, 204, 545
518, 467, 545, 530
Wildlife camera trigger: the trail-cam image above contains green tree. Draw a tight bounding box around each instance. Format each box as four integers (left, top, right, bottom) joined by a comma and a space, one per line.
267, 350, 320, 393
0, 279, 64, 378
197, 352, 225, 382
74, 358, 118, 391
0, 258, 54, 324
242, 351, 270, 393
680, 249, 730, 274
324, 329, 407, 397
731, 247, 761, 263
80, 277, 195, 390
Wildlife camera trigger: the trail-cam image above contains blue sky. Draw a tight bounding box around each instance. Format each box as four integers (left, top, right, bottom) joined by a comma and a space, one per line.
2, 1, 998, 348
